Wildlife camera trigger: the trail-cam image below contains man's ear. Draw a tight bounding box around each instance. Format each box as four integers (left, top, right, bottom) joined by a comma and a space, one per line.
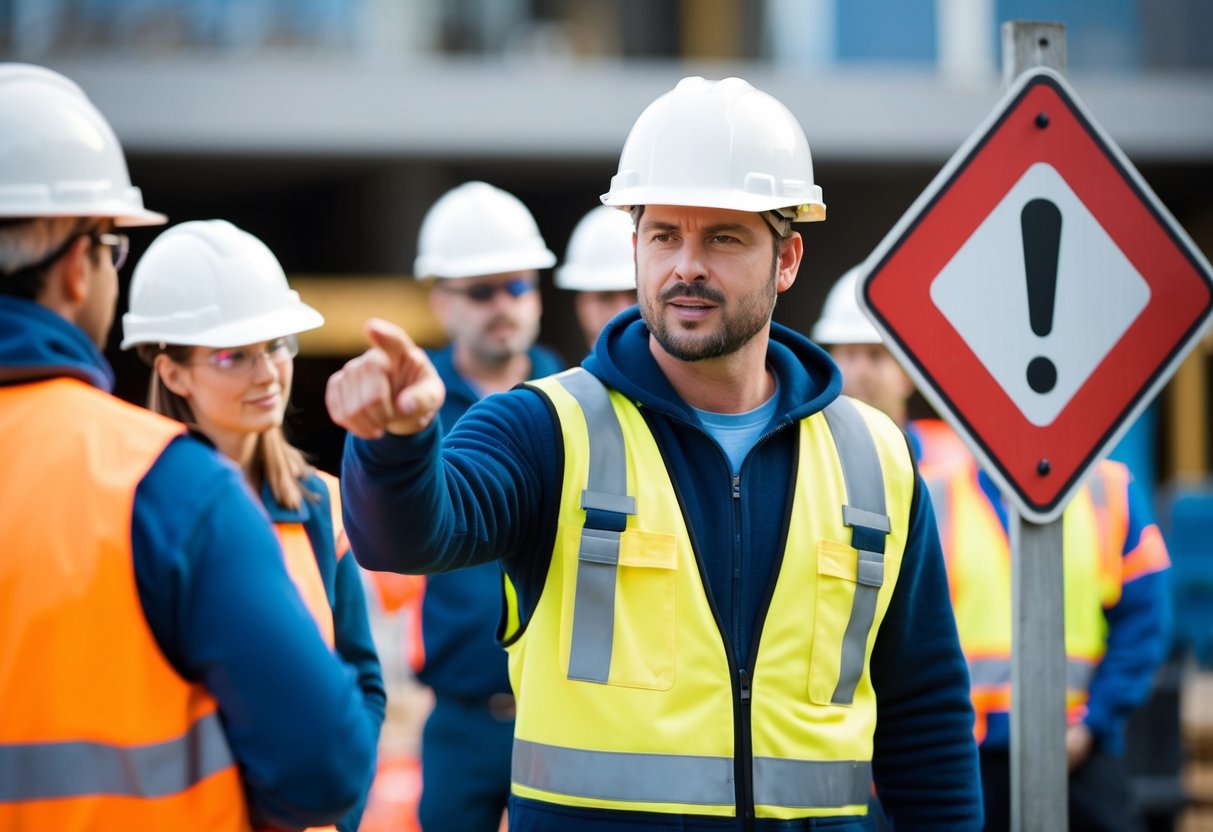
43, 235, 93, 305
776, 232, 804, 293
154, 352, 192, 398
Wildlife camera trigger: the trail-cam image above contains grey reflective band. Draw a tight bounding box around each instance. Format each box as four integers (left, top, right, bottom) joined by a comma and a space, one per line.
822, 397, 890, 706
752, 757, 872, 808
554, 369, 637, 684
513, 739, 733, 806
0, 711, 233, 801
514, 739, 870, 810
968, 658, 1096, 692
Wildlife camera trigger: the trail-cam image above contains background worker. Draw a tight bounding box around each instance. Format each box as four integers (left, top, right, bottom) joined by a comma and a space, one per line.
395, 180, 564, 832
121, 219, 385, 832
328, 76, 981, 831
555, 204, 637, 349
0, 63, 375, 830
813, 265, 1173, 832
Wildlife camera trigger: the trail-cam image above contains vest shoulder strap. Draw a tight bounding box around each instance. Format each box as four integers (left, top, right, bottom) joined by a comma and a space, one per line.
820, 396, 891, 704
550, 368, 636, 684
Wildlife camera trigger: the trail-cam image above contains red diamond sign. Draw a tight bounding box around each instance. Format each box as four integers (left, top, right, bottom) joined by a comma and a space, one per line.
858, 67, 1213, 522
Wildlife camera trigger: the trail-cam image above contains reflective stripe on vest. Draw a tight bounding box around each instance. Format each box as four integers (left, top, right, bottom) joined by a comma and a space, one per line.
513, 738, 871, 809
0, 711, 232, 801
512, 370, 908, 818
555, 368, 637, 684
821, 398, 890, 706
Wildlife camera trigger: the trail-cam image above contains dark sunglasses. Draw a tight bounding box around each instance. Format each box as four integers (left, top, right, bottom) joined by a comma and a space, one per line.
445, 278, 536, 303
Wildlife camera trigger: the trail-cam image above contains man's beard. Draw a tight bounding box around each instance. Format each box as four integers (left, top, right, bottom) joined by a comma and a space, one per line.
641, 265, 778, 362
470, 312, 536, 365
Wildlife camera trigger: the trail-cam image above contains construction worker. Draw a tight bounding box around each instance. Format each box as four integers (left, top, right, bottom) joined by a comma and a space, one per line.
813, 266, 1172, 832
328, 76, 981, 830
398, 180, 565, 832
555, 204, 637, 349
121, 219, 385, 832
0, 64, 375, 829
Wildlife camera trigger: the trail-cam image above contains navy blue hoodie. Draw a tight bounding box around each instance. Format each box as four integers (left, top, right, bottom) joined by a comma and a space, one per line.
344, 307, 982, 831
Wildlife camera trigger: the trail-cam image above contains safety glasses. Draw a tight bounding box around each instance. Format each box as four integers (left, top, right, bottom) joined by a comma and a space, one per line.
193, 335, 299, 374
90, 232, 130, 271
444, 277, 536, 303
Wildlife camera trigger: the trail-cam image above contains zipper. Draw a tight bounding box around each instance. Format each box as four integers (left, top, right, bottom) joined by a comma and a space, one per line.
738, 668, 754, 832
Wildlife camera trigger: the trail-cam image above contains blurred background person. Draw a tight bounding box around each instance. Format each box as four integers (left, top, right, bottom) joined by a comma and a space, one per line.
369, 180, 563, 832
813, 264, 1173, 832
555, 204, 637, 350
0, 63, 375, 830
121, 219, 385, 832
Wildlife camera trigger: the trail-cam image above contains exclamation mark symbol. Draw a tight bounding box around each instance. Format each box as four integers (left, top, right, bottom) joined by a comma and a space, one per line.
1021, 198, 1062, 394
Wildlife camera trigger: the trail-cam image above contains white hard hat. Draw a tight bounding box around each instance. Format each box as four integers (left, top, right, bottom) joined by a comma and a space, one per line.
555, 205, 636, 292
121, 220, 323, 349
0, 63, 165, 227
811, 265, 882, 345
601, 77, 825, 227
414, 181, 556, 280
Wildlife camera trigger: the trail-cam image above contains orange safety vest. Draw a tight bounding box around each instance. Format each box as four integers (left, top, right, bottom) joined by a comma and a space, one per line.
267, 470, 351, 832
0, 378, 249, 831
924, 454, 1130, 743
274, 470, 350, 648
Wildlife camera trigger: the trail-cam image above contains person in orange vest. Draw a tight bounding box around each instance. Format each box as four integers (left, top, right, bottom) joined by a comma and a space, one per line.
121, 219, 385, 832
0, 63, 375, 830
555, 204, 638, 350
813, 265, 1172, 832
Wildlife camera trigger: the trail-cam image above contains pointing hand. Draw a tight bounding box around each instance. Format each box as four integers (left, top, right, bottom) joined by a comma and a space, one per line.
325, 318, 446, 439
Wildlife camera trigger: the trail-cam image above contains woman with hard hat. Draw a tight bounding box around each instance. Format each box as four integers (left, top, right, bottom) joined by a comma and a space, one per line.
121, 219, 384, 832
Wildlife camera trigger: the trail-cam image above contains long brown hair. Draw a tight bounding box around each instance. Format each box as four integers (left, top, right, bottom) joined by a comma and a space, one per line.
136, 343, 314, 510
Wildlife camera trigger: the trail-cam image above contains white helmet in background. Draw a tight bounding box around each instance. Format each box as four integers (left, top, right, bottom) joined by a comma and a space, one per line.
0, 63, 165, 227
414, 181, 556, 280
811, 265, 882, 345
555, 205, 636, 292
121, 220, 323, 349
601, 77, 825, 233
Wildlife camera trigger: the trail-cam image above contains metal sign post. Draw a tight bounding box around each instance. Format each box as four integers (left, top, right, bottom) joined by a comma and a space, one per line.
1006, 21, 1067, 832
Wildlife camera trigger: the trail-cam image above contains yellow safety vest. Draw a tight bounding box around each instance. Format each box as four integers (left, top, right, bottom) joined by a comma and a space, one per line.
925, 458, 1127, 738
504, 369, 914, 820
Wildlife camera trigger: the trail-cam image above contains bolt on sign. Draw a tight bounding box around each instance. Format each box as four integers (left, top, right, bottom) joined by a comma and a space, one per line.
859, 67, 1213, 523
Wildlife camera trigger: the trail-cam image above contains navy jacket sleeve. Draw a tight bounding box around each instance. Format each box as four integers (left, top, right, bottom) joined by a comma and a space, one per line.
870, 474, 983, 830
132, 437, 377, 830
343, 389, 560, 583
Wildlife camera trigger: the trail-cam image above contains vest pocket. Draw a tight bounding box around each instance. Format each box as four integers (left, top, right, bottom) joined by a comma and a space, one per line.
562, 523, 677, 691
808, 540, 862, 705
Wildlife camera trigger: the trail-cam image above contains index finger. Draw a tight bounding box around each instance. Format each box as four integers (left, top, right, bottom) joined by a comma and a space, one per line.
364, 317, 417, 360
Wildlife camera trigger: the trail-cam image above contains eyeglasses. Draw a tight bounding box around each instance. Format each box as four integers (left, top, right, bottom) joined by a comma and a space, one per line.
194, 335, 299, 374
1, 229, 130, 281
444, 278, 536, 303
90, 232, 129, 271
